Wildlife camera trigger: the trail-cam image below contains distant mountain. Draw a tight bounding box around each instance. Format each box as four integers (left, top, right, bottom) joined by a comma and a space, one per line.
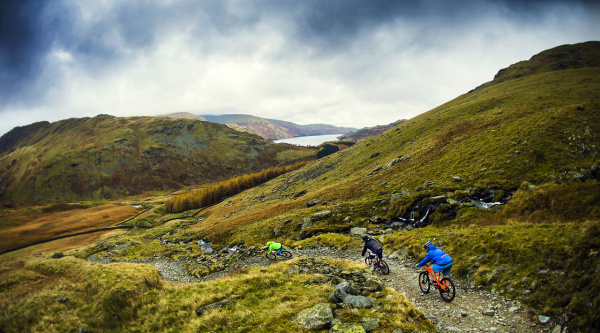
0, 115, 315, 205
338, 119, 406, 142
201, 114, 356, 140
158, 112, 207, 121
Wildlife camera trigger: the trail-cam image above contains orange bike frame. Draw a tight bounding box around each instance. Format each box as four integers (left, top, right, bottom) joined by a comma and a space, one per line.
426, 265, 450, 291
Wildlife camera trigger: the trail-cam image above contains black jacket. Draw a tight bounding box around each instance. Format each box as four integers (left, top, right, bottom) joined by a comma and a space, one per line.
362, 238, 382, 256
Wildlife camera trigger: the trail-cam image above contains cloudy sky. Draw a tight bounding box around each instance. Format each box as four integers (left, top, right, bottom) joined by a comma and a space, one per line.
1, 0, 599, 137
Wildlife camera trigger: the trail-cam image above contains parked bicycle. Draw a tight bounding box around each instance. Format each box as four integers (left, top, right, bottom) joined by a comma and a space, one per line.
418, 264, 456, 302
364, 251, 390, 274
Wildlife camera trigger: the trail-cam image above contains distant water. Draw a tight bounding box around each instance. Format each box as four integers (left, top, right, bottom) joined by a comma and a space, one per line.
274, 134, 343, 146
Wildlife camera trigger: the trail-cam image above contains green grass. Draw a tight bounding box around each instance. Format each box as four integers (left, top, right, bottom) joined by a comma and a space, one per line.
0, 256, 434, 332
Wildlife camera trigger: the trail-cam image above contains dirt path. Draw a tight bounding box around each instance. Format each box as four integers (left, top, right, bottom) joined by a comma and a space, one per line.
130, 247, 552, 333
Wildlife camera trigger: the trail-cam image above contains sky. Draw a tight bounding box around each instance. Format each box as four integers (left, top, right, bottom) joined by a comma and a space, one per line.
1, 0, 599, 137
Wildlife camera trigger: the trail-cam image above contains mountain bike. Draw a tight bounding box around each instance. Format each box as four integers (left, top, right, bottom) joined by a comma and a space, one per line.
418, 264, 455, 302
265, 249, 292, 260
364, 252, 390, 274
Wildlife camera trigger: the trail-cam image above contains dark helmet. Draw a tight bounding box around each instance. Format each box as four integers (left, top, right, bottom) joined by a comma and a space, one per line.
423, 241, 432, 249
361, 235, 370, 241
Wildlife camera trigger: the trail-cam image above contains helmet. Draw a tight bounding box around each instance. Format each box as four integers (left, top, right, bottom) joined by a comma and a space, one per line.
361, 235, 370, 241
423, 241, 432, 249
266, 241, 271, 246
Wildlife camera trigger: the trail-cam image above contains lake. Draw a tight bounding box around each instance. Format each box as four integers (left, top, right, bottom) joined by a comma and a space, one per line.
274, 134, 343, 146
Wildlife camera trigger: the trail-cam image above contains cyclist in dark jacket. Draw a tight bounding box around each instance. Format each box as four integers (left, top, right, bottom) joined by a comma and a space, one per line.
361, 235, 383, 264
416, 241, 454, 278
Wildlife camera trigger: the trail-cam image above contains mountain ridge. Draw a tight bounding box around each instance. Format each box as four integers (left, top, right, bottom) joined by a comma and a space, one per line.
201, 114, 356, 140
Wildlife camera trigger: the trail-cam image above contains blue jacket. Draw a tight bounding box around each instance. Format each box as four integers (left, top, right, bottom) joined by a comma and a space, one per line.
417, 245, 453, 266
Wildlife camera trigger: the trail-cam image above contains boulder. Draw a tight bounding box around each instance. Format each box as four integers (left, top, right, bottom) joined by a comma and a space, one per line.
328, 282, 350, 303
350, 227, 367, 237
311, 211, 332, 221
362, 317, 379, 331
329, 323, 366, 332
301, 218, 313, 231
291, 303, 333, 330
364, 275, 384, 292
343, 295, 373, 309
383, 157, 402, 170
451, 175, 462, 183
51, 252, 64, 259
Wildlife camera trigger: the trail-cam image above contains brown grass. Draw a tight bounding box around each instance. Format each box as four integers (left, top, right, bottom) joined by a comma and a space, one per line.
0, 204, 142, 253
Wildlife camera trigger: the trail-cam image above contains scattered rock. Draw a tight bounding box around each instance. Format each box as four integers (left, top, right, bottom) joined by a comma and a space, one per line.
330, 322, 366, 333
311, 211, 332, 221
343, 295, 373, 309
307, 199, 320, 208
291, 303, 333, 330
51, 252, 64, 259
482, 309, 495, 317
57, 296, 69, 304
451, 175, 462, 183
539, 315, 551, 325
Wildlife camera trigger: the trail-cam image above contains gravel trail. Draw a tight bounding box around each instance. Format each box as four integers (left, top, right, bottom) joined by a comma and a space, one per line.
132, 247, 553, 332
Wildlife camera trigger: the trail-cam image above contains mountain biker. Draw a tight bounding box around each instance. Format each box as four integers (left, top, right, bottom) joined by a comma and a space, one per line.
361, 235, 383, 265
416, 241, 454, 278
266, 241, 283, 256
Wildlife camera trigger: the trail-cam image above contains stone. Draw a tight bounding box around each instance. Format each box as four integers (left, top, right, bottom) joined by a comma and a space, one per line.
383, 157, 402, 170
343, 295, 373, 309
451, 175, 462, 183
350, 227, 367, 237
557, 313, 569, 325
301, 218, 313, 231
364, 275, 384, 292
329, 323, 366, 333
328, 282, 350, 303
389, 247, 408, 260
482, 309, 495, 317
551, 325, 562, 333
57, 296, 68, 304
196, 299, 231, 316
539, 315, 551, 324
307, 199, 320, 208
362, 317, 379, 331
311, 211, 332, 221
291, 303, 333, 330
273, 228, 281, 237
508, 306, 519, 313
78, 327, 87, 333
51, 252, 64, 259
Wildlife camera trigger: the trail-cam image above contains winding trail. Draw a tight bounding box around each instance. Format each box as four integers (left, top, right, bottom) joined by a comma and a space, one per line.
130, 247, 551, 333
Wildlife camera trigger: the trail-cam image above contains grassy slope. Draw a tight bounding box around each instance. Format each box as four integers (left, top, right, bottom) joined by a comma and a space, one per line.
0, 115, 315, 205
179, 43, 600, 330
0, 255, 433, 332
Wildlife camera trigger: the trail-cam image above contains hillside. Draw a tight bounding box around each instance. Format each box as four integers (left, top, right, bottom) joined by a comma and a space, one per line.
338, 119, 406, 142
179, 41, 599, 330
2, 41, 600, 332
0, 115, 315, 205
201, 114, 356, 140
158, 112, 207, 121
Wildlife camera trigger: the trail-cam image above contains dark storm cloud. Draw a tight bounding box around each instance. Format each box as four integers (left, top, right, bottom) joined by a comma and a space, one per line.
0, 0, 56, 106
0, 0, 598, 137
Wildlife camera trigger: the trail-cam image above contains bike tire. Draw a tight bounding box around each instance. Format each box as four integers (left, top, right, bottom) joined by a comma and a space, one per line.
365, 257, 372, 266
439, 277, 456, 302
280, 251, 292, 259
265, 253, 276, 260
419, 272, 431, 294
379, 259, 390, 274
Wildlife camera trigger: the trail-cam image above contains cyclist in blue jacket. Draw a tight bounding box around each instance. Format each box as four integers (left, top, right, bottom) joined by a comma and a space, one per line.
416, 241, 454, 278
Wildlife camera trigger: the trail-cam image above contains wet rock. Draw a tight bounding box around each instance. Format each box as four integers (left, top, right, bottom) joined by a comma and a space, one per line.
291, 303, 333, 330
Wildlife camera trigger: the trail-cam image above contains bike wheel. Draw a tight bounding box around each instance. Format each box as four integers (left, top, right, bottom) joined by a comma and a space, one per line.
419, 272, 430, 294
439, 277, 456, 302
265, 253, 276, 260
365, 257, 372, 267
379, 259, 390, 274
280, 251, 292, 259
